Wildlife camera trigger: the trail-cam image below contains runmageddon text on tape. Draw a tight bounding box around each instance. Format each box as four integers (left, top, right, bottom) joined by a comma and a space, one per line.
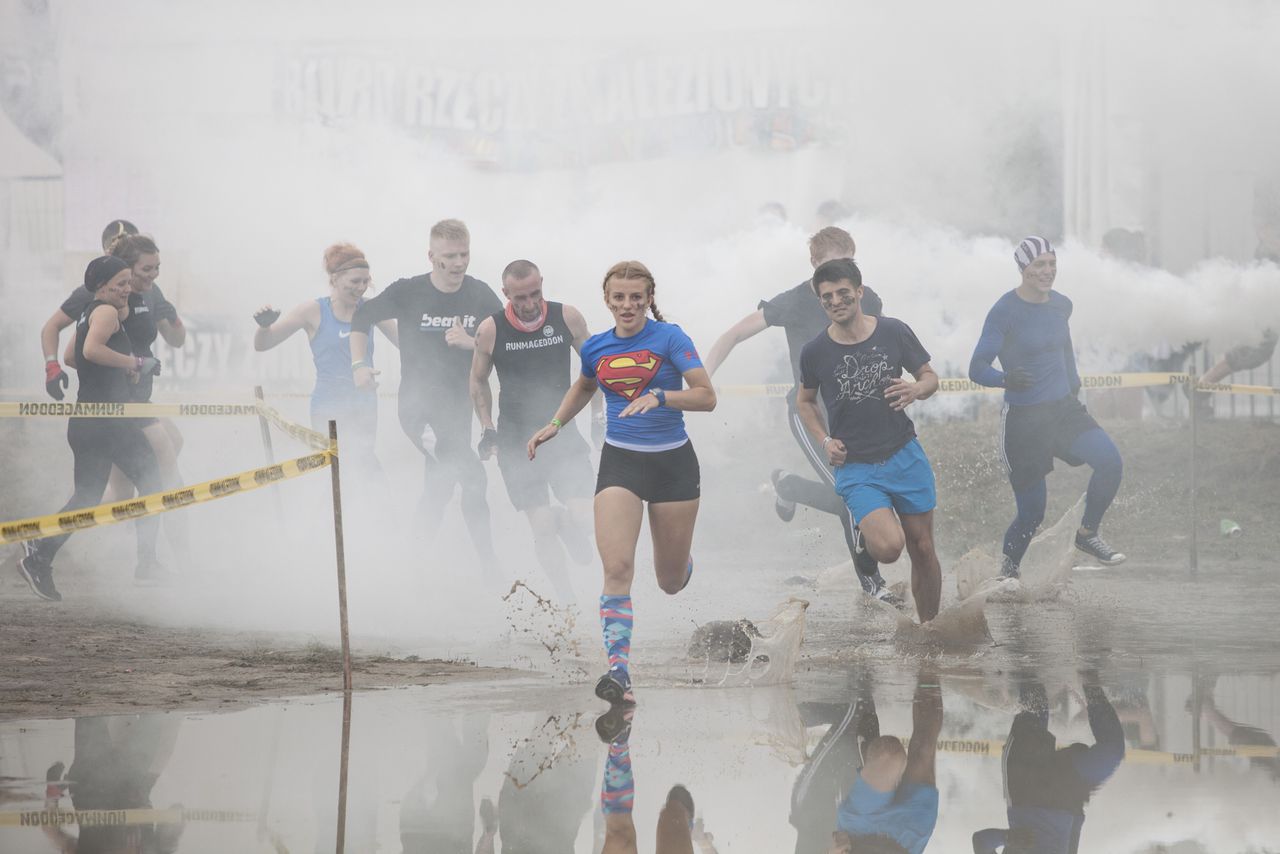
935, 737, 1278, 764
0, 450, 333, 546
0, 807, 256, 828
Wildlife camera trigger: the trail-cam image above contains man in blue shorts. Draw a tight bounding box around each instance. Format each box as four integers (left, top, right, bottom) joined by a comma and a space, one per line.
797, 259, 942, 623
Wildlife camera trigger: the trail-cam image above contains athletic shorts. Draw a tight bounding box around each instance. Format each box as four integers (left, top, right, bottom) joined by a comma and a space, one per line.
595, 440, 700, 503
1000, 395, 1100, 491
497, 426, 594, 512
834, 437, 936, 523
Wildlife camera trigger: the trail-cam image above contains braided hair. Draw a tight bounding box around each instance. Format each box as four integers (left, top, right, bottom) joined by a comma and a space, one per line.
601, 260, 664, 322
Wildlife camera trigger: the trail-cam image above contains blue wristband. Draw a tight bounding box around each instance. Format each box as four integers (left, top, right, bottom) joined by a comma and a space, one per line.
650, 387, 666, 407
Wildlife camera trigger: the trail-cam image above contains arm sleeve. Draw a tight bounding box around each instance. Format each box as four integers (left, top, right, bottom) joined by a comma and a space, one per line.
666, 324, 703, 373
758, 286, 797, 328
861, 285, 883, 318
580, 340, 597, 379
969, 304, 1008, 387
972, 828, 1006, 853
351, 284, 399, 333
59, 287, 92, 320
897, 320, 931, 374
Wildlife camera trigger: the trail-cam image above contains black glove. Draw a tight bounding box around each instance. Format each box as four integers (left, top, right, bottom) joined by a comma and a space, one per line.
1004, 367, 1034, 391
253, 307, 281, 328
137, 356, 162, 377
155, 301, 179, 323
477, 427, 499, 460
45, 361, 69, 400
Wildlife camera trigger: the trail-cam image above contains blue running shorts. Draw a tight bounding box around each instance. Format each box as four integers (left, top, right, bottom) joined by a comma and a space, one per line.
834, 437, 937, 523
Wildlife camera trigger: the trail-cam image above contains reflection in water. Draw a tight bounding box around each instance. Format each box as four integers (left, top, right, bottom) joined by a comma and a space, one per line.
1, 666, 1279, 852
971, 672, 1124, 854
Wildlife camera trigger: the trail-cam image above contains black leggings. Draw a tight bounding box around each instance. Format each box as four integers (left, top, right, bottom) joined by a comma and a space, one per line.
399, 396, 495, 563
33, 418, 161, 565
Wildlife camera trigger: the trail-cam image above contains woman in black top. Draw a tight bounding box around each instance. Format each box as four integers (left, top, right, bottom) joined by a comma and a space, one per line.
18, 257, 165, 602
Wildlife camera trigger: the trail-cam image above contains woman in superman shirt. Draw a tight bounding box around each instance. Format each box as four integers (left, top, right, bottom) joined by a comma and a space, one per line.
528, 261, 716, 710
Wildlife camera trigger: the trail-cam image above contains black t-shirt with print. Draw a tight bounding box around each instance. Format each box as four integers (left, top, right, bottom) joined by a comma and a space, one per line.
759, 280, 882, 388
799, 316, 930, 464
351, 273, 502, 404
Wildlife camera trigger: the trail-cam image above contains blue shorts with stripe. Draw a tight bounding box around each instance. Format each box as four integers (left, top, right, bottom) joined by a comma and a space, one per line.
834, 437, 937, 524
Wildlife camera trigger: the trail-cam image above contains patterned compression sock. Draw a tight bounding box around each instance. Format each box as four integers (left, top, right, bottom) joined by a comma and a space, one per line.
601, 737, 635, 814
600, 594, 633, 672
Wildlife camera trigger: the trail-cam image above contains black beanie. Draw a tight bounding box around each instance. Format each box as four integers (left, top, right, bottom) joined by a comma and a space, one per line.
84, 255, 130, 292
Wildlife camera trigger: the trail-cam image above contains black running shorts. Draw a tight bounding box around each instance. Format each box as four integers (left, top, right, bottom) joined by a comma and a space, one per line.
497, 427, 593, 512
1000, 395, 1100, 491
595, 440, 700, 503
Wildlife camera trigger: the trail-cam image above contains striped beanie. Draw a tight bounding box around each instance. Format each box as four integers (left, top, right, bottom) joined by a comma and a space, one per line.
1014, 236, 1054, 271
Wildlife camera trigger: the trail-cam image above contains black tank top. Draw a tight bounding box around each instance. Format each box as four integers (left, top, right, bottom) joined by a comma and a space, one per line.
489, 301, 574, 434
74, 300, 134, 404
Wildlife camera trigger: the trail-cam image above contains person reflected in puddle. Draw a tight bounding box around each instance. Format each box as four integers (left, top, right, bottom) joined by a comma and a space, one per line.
596, 708, 718, 853
399, 713, 490, 854
495, 713, 596, 853
1198, 675, 1280, 783
826, 667, 942, 854
971, 670, 1125, 853
41, 713, 184, 854
791, 670, 881, 853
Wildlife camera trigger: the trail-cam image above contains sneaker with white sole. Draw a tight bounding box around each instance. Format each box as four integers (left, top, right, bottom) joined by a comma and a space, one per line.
1074, 531, 1127, 566
595, 666, 636, 706
18, 556, 62, 602
858, 571, 906, 610
770, 470, 797, 523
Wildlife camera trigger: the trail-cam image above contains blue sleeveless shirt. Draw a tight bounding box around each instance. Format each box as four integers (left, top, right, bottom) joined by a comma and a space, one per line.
311, 297, 373, 410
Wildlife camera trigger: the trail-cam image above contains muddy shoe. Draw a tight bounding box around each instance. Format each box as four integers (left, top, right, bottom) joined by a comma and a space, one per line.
858, 570, 905, 610
1074, 532, 1126, 566
18, 556, 61, 602
595, 666, 636, 706
595, 705, 634, 745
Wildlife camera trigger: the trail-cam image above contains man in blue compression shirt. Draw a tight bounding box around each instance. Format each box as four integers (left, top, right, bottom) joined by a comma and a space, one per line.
968, 237, 1126, 578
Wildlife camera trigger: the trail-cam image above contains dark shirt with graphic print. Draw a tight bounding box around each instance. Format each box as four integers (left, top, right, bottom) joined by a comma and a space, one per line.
799, 316, 931, 464
351, 273, 501, 404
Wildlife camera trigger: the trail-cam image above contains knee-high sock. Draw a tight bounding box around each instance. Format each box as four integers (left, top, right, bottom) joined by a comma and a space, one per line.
600, 595, 633, 672
1069, 428, 1124, 532
1002, 479, 1047, 567
601, 738, 635, 814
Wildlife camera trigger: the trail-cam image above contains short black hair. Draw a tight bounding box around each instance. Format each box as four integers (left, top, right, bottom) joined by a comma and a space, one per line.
811, 258, 862, 295
502, 259, 540, 281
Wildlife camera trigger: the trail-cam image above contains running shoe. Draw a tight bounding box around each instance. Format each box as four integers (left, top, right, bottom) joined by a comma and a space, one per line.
595, 666, 636, 706
594, 705, 634, 745
770, 469, 797, 523
1074, 531, 1127, 566
999, 555, 1021, 580
856, 569, 905, 609
18, 556, 61, 602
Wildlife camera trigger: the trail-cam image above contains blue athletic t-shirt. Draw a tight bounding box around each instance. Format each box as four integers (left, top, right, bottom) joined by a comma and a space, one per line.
968, 290, 1081, 406
580, 318, 703, 451
836, 776, 938, 854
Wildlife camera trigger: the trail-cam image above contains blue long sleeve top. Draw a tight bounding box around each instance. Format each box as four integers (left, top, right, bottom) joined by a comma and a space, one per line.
968, 290, 1081, 406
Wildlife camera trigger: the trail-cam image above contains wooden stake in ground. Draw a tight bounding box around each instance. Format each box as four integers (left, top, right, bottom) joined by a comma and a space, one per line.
328, 420, 352, 691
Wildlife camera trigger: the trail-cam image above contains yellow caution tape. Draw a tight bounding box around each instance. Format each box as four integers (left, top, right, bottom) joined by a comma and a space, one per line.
0, 807, 255, 827
0, 449, 332, 546
720, 372, 1279, 398
936, 737, 1278, 764
252, 401, 331, 450
0, 401, 260, 418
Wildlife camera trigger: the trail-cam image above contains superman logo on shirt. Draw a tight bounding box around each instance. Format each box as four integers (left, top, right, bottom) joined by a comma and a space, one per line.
595, 350, 663, 400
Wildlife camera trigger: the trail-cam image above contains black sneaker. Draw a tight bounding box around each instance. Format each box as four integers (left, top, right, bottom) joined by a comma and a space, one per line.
1074, 531, 1127, 566
999, 555, 1021, 579
594, 705, 634, 745
595, 666, 636, 706
18, 556, 62, 602
858, 571, 906, 610
770, 470, 796, 523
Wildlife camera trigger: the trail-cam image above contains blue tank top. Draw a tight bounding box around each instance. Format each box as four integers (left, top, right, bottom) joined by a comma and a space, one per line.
311, 297, 372, 402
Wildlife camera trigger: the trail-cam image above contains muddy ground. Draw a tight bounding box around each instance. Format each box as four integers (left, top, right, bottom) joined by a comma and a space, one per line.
2, 403, 1277, 721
